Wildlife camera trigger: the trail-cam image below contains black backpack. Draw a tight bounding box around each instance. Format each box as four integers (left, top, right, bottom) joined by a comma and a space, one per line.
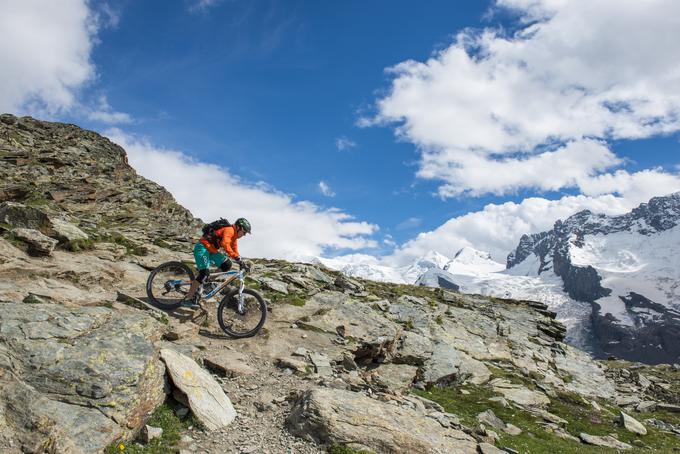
202, 218, 231, 247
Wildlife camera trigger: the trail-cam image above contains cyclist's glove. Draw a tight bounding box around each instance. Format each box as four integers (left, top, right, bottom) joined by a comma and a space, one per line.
235, 256, 250, 272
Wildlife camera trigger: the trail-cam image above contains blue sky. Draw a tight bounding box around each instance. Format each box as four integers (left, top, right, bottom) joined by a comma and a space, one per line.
86, 0, 496, 243
2, 0, 680, 263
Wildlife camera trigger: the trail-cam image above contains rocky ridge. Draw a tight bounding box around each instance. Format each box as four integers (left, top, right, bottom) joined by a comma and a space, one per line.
0, 115, 679, 453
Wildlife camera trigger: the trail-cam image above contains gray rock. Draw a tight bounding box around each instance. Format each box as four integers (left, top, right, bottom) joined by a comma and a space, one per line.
488, 397, 509, 408
395, 331, 434, 365
492, 380, 550, 408
369, 363, 418, 394
309, 352, 333, 376
204, 350, 256, 378
373, 299, 390, 311
0, 202, 50, 231
531, 408, 568, 426
636, 401, 657, 412
287, 388, 478, 453
141, 425, 163, 443
260, 277, 289, 294
12, 228, 58, 255
478, 443, 506, 454
616, 395, 641, 407
160, 348, 237, 431
0, 303, 166, 453
334, 275, 364, 292
477, 409, 506, 430
504, 423, 522, 436
305, 267, 334, 284
49, 217, 89, 244
421, 343, 491, 386
619, 411, 647, 435
579, 433, 633, 450
292, 347, 308, 357
276, 356, 309, 373
299, 299, 402, 365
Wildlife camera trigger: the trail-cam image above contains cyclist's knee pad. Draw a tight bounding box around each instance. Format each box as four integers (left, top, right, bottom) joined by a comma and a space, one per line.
197, 268, 210, 283
219, 260, 232, 272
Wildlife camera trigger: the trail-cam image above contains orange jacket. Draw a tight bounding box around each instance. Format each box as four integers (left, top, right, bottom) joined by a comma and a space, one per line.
200, 225, 240, 258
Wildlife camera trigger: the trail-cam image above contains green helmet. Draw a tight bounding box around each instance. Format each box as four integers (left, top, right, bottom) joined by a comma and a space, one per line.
235, 217, 251, 234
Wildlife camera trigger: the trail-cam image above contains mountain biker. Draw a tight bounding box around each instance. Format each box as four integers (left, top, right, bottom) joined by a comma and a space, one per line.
182, 217, 252, 309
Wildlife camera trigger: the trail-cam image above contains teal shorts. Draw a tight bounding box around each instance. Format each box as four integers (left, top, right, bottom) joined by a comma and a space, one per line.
193, 243, 226, 270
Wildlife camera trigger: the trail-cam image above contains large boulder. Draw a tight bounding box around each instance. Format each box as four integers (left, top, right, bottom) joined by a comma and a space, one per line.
49, 218, 89, 244
11, 228, 58, 256
297, 296, 403, 364
287, 388, 478, 454
160, 348, 237, 431
0, 302, 167, 453
0, 202, 51, 231
420, 342, 491, 386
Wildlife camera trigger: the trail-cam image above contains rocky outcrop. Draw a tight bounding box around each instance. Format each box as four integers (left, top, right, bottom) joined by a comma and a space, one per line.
286, 388, 478, 453
0, 114, 201, 250
0, 302, 167, 453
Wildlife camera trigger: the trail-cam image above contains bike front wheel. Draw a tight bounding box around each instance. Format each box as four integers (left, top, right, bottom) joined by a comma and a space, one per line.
146, 261, 195, 310
217, 288, 267, 338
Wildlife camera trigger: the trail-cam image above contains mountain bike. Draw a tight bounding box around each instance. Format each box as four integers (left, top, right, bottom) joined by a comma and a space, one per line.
145, 261, 267, 338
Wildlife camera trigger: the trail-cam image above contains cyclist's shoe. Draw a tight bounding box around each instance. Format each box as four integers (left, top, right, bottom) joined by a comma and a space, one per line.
180, 294, 200, 309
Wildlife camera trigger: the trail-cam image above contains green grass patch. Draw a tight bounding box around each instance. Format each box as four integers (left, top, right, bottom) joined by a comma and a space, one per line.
64, 238, 95, 252
152, 237, 171, 248
244, 277, 261, 290
414, 383, 679, 453
328, 444, 374, 454
268, 292, 306, 306
1, 231, 28, 252
105, 402, 202, 454
99, 232, 148, 256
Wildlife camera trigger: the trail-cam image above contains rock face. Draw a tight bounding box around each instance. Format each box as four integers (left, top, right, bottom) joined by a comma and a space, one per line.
287, 388, 478, 454
506, 192, 680, 364
0, 114, 200, 249
0, 302, 166, 453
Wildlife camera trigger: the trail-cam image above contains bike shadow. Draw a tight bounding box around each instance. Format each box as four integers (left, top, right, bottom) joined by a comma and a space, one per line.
197, 328, 231, 340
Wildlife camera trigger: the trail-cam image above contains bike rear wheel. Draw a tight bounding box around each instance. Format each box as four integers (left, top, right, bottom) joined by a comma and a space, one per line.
146, 261, 195, 310
217, 288, 267, 338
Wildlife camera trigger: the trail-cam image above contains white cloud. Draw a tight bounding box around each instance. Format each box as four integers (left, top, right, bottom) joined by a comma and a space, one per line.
106, 129, 378, 260
396, 217, 422, 231
318, 181, 335, 197
87, 95, 133, 124
368, 0, 680, 197
387, 170, 680, 266
0, 0, 96, 114
335, 136, 357, 151
0, 0, 131, 123
189, 0, 224, 13
97, 3, 121, 28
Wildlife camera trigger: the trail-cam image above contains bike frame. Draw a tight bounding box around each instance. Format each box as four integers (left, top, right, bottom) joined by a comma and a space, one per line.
166, 269, 248, 312
202, 270, 245, 299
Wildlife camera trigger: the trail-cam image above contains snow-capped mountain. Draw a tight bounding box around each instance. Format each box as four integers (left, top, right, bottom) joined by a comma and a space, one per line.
505, 192, 680, 364
318, 192, 680, 364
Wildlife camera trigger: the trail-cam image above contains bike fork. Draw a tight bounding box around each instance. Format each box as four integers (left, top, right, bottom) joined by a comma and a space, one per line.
237, 277, 246, 314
